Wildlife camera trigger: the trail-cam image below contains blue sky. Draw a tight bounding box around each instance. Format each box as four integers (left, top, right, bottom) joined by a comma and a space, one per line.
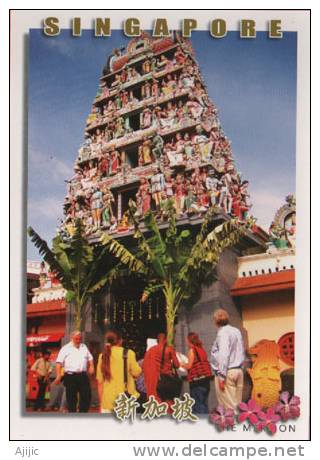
27, 29, 297, 261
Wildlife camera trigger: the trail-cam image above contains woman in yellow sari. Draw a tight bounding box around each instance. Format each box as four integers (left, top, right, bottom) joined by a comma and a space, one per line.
96, 331, 142, 413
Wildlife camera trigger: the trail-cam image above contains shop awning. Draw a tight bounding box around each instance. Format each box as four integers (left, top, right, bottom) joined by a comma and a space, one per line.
26, 333, 64, 345
231, 269, 295, 297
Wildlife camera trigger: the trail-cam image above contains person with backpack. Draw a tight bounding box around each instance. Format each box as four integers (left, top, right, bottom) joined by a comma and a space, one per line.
143, 333, 181, 407
182, 332, 212, 414
96, 330, 142, 413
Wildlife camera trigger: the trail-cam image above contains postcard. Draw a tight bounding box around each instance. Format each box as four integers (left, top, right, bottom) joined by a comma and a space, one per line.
10, 9, 310, 441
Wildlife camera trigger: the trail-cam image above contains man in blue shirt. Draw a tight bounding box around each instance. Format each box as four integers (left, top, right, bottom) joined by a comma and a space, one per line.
211, 309, 245, 410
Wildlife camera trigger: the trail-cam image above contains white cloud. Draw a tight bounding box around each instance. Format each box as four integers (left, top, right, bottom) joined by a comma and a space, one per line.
250, 189, 291, 231
29, 148, 73, 185
28, 196, 63, 222
43, 37, 75, 58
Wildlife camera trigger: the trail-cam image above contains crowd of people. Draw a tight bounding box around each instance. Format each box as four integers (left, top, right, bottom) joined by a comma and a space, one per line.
30, 309, 246, 416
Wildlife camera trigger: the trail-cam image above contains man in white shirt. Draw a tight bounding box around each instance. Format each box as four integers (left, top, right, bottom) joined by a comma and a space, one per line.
54, 330, 94, 412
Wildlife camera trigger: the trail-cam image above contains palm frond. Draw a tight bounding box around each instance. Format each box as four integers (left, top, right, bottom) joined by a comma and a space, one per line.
178, 217, 251, 287
27, 227, 73, 290
141, 282, 164, 302
81, 245, 117, 295
100, 233, 147, 274
69, 219, 93, 272
143, 212, 168, 279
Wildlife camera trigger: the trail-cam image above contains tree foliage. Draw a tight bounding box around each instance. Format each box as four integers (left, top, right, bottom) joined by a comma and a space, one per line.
100, 201, 253, 344
28, 219, 117, 330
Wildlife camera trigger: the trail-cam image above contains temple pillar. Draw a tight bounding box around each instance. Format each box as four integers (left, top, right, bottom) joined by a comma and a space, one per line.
62, 298, 104, 345
117, 192, 122, 221
175, 247, 246, 411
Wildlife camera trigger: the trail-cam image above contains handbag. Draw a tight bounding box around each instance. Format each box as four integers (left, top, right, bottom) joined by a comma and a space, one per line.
123, 348, 131, 397
189, 348, 213, 386
156, 345, 182, 401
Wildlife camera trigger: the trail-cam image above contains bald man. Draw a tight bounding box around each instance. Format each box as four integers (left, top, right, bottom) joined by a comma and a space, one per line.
54, 331, 94, 412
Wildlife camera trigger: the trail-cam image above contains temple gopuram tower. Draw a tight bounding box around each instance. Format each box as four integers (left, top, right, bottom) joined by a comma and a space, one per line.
61, 32, 268, 386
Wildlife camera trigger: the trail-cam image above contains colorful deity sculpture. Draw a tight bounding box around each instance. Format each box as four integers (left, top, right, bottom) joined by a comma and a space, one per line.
117, 213, 130, 232
187, 97, 203, 120
180, 71, 194, 89
136, 178, 151, 216
150, 168, 165, 211
120, 90, 129, 107
99, 152, 110, 178
212, 151, 226, 174
140, 107, 153, 129
219, 173, 233, 214
109, 148, 120, 175
101, 187, 115, 228
142, 58, 152, 74
91, 186, 104, 228
185, 180, 198, 214
164, 141, 177, 167
138, 138, 153, 166
152, 134, 164, 161
108, 47, 121, 72
114, 116, 125, 138
205, 170, 220, 206
183, 132, 194, 161
151, 78, 159, 98
164, 172, 174, 200
232, 193, 250, 221
173, 174, 186, 216
174, 46, 186, 66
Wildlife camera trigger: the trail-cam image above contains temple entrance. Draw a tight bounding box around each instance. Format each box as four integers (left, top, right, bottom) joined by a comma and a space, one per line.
106, 277, 166, 359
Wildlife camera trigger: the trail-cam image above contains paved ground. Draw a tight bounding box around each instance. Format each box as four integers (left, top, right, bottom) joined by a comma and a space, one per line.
26, 406, 100, 413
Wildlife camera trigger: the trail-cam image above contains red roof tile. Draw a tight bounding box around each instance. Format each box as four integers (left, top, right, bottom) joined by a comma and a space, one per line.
231, 270, 295, 296
27, 300, 66, 317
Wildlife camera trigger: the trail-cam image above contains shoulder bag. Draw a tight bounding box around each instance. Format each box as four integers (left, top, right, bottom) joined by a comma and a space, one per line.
156, 345, 182, 401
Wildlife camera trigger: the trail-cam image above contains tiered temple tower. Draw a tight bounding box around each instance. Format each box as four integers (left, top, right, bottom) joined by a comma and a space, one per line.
62, 31, 252, 239
60, 33, 268, 405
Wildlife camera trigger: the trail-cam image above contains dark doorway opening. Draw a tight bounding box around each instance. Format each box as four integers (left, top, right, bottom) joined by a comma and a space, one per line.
107, 277, 166, 359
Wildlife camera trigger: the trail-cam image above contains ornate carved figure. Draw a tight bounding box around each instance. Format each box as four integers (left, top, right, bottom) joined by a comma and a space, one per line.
142, 58, 151, 74
140, 108, 152, 129
150, 168, 165, 210
91, 187, 104, 228
99, 152, 110, 178
268, 194, 296, 249
152, 134, 164, 161
151, 78, 159, 98
205, 170, 220, 206
173, 174, 186, 215
101, 187, 115, 228
109, 148, 120, 175
220, 174, 233, 214
136, 178, 151, 216
138, 138, 153, 166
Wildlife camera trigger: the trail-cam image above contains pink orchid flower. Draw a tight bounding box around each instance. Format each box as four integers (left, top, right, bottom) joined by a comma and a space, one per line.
256, 407, 281, 435
274, 392, 300, 421
210, 405, 235, 431
238, 399, 262, 425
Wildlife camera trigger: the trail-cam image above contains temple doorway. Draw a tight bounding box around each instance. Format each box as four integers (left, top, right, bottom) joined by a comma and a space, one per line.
106, 277, 166, 359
